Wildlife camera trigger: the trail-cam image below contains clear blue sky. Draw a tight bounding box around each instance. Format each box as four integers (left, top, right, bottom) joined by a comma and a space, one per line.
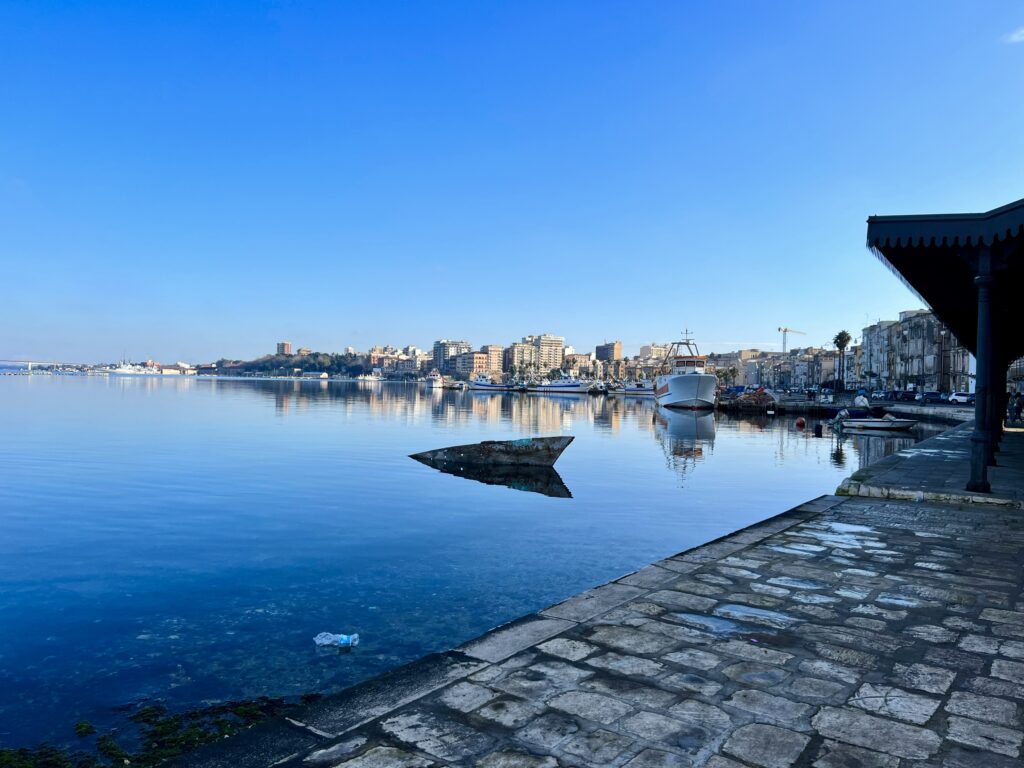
2, 1, 1023, 363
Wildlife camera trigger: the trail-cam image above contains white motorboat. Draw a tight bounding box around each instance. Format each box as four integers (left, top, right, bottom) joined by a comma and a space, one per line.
468, 373, 513, 392
622, 379, 655, 396
654, 333, 718, 410
425, 369, 444, 388
835, 411, 917, 431
528, 374, 589, 394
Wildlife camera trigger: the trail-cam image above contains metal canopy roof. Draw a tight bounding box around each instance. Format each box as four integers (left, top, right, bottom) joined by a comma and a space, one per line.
866, 197, 1024, 360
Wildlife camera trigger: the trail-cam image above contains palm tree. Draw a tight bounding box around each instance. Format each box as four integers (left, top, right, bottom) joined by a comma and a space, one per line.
833, 330, 852, 391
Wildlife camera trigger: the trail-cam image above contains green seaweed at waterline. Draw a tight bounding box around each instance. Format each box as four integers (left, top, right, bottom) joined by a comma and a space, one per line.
0, 694, 322, 768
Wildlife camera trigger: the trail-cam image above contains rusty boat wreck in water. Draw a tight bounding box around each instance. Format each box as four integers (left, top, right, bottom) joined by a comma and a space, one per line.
409, 436, 575, 497
409, 435, 574, 467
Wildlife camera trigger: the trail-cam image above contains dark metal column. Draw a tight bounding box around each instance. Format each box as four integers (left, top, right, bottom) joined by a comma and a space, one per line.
967, 248, 993, 492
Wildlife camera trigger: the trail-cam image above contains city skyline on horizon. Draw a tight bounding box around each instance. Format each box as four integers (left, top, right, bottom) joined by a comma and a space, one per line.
3, 2, 1023, 362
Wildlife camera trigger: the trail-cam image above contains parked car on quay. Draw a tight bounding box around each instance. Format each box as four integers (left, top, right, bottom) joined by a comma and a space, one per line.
919, 391, 944, 404
948, 391, 975, 405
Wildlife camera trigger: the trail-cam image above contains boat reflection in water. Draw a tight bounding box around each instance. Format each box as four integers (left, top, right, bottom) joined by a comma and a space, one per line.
410, 456, 572, 498
653, 407, 716, 480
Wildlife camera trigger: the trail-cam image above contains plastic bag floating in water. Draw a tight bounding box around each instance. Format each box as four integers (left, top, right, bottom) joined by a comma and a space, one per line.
314, 632, 359, 648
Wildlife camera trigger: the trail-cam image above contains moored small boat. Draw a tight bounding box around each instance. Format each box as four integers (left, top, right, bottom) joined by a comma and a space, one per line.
409, 435, 574, 467
468, 373, 513, 392
834, 410, 917, 431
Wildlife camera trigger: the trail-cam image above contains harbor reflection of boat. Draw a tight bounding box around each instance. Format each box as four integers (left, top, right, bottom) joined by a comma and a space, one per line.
411, 458, 572, 498
653, 407, 716, 469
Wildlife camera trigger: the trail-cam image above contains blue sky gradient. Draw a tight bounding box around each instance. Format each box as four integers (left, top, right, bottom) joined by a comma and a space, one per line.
2, 1, 1023, 362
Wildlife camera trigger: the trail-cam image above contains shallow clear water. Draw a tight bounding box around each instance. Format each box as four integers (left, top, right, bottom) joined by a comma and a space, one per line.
0, 376, 942, 746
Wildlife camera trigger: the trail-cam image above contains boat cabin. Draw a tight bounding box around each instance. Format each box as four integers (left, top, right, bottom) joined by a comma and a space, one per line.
664, 336, 708, 375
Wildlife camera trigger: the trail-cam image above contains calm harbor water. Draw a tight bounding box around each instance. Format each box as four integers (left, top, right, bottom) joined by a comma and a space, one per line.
0, 375, 942, 746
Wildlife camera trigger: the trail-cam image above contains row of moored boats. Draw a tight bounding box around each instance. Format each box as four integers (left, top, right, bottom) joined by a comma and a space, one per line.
431, 334, 719, 411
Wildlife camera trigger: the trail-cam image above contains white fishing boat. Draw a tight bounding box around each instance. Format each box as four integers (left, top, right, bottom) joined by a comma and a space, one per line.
622, 379, 655, 396
654, 332, 718, 410
424, 369, 444, 388
468, 373, 513, 392
835, 411, 917, 431
528, 374, 589, 394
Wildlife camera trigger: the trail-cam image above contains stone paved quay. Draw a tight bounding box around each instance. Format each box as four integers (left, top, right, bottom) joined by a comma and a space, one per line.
179, 428, 1024, 768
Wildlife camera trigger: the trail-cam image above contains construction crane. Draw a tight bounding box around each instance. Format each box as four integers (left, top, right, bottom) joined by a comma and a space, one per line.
777, 326, 806, 354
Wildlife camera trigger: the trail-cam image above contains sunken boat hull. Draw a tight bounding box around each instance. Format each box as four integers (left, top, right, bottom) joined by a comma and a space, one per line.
409, 436, 574, 467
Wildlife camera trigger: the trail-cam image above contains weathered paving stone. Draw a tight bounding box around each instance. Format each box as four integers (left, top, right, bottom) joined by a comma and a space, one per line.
476, 751, 557, 768
546, 690, 633, 724
717, 639, 793, 665
618, 565, 680, 589
646, 589, 719, 612
460, 617, 574, 663
475, 697, 543, 728
620, 711, 686, 741
940, 745, 1024, 768
623, 748, 692, 767
713, 603, 802, 629
981, 608, 1024, 625
560, 728, 634, 763
1001, 640, 1024, 659
810, 707, 941, 759
380, 710, 495, 762
663, 647, 721, 671
945, 714, 1023, 757
491, 660, 593, 698
844, 617, 886, 631
798, 624, 909, 654
967, 675, 1024, 700
542, 583, 646, 622
587, 625, 678, 655
722, 661, 790, 687
661, 671, 723, 697
705, 756, 749, 768
438, 681, 499, 713
751, 583, 791, 597
809, 642, 879, 670
960, 633, 1002, 654
585, 651, 665, 677
846, 682, 940, 724
672, 580, 726, 597
333, 746, 435, 767
581, 676, 676, 708
725, 689, 813, 725
302, 736, 368, 765
777, 676, 846, 702
513, 711, 579, 749
904, 624, 959, 644
798, 659, 860, 684
924, 647, 986, 673
668, 699, 733, 731
722, 723, 810, 768
891, 662, 957, 694
536, 638, 598, 662
811, 739, 899, 768
992, 659, 1024, 684
945, 691, 1019, 727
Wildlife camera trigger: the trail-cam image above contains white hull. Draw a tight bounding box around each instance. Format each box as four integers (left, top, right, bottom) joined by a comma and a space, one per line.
841, 418, 916, 431
528, 382, 589, 394
654, 373, 717, 409
469, 382, 513, 392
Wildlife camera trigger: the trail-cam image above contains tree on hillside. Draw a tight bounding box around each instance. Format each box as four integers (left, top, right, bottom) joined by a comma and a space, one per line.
833, 330, 852, 391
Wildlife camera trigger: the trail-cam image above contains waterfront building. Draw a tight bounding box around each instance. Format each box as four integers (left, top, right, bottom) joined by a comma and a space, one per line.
640, 343, 670, 360
276, 341, 292, 355
296, 347, 312, 356
481, 345, 504, 375
563, 352, 595, 377
454, 351, 489, 378
504, 342, 539, 374
432, 339, 472, 374
522, 334, 565, 372
595, 340, 622, 362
